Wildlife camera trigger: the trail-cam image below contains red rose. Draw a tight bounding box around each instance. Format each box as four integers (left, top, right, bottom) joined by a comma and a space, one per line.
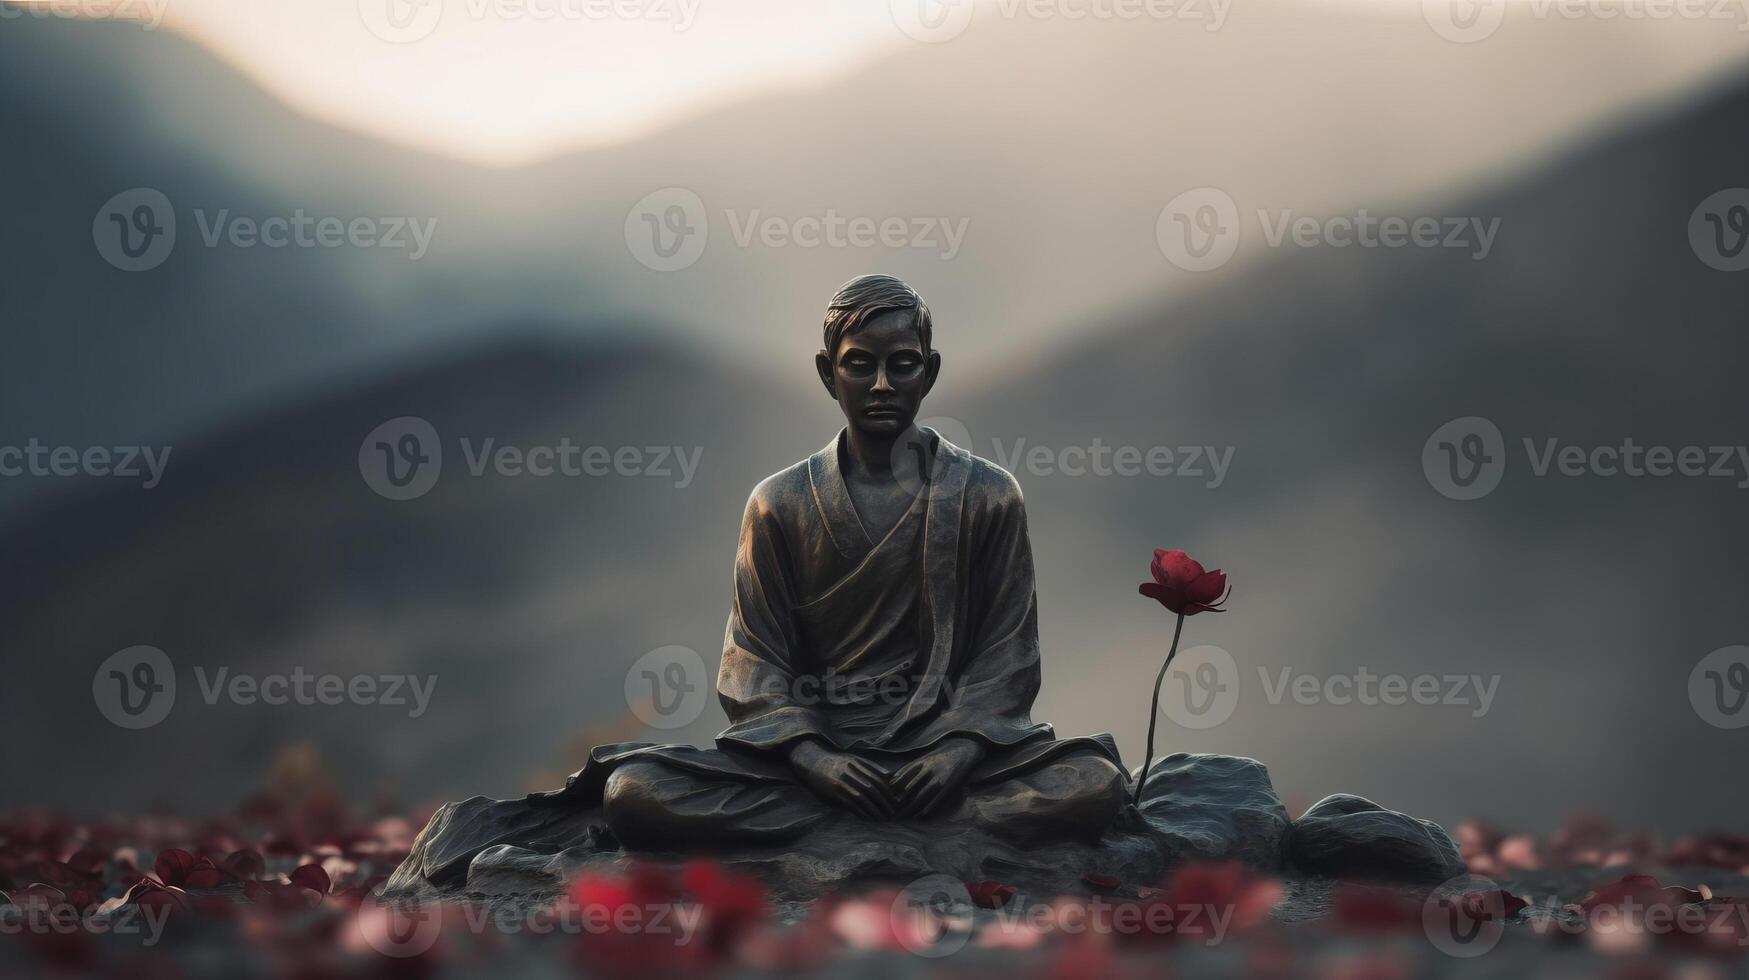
1138, 549, 1230, 616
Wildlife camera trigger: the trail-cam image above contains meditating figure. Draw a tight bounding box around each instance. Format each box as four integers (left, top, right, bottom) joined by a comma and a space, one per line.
543, 274, 1128, 849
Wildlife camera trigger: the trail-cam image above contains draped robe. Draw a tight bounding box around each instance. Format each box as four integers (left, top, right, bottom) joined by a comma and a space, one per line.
536, 429, 1127, 845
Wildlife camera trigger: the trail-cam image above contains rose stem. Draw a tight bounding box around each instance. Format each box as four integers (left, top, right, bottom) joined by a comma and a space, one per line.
1133, 611, 1186, 807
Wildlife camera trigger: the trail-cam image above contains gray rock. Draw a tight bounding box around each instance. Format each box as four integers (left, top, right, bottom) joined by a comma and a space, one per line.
388, 755, 1453, 902
1131, 752, 1290, 872
1287, 793, 1466, 882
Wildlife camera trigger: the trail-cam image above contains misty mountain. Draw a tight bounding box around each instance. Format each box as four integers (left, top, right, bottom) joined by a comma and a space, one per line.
963, 73, 1749, 832
6, 73, 1747, 829
6, 5, 1747, 514
0, 334, 816, 812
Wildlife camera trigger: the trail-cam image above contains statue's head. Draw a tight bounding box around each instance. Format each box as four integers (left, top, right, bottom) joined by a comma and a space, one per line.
815, 274, 942, 439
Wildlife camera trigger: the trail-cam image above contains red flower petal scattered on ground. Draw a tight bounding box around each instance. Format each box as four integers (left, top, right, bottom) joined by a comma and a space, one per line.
1106, 861, 1282, 946
224, 849, 265, 880
966, 880, 1020, 909
152, 848, 198, 887
1329, 885, 1423, 933
1456, 888, 1529, 921
1579, 874, 1708, 913
679, 859, 768, 958
288, 862, 332, 895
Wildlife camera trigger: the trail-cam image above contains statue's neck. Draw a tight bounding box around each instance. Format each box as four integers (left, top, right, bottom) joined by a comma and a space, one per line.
841, 424, 924, 481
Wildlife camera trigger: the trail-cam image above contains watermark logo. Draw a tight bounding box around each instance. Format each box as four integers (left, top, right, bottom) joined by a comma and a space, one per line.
1689, 188, 1749, 272
360, 417, 703, 499
0, 0, 168, 31
1157, 188, 1240, 273
1423, 416, 1749, 500
1160, 190, 1501, 271
0, 895, 171, 947
1425, 0, 1749, 43
1422, 874, 1509, 957
1422, 0, 1508, 42
1422, 416, 1506, 501
1258, 666, 1499, 718
1690, 645, 1749, 729
625, 645, 709, 729
93, 188, 176, 272
626, 187, 709, 272
893, 415, 1236, 494
1160, 644, 1240, 730
93, 648, 437, 728
892, 0, 1229, 43
355, 894, 445, 957
359, 0, 445, 43
360, 417, 444, 501
94, 190, 437, 267
890, 0, 977, 42
625, 188, 970, 268
890, 875, 975, 957
93, 645, 176, 730
360, 0, 699, 41
0, 440, 172, 488
892, 416, 975, 502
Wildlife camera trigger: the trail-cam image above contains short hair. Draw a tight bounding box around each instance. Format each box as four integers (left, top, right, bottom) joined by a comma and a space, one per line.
822, 274, 933, 356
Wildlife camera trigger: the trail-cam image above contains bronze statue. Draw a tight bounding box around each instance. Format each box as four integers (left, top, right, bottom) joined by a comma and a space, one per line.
389, 276, 1468, 896
541, 275, 1128, 848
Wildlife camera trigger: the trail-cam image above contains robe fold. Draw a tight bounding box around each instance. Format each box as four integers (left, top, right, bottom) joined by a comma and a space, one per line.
533, 428, 1123, 812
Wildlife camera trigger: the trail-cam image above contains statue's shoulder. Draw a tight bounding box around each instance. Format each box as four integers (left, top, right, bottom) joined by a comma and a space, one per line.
743, 456, 814, 520
948, 441, 1027, 510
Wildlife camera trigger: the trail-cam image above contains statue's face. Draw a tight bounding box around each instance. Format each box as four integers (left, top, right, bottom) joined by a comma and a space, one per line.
816, 309, 940, 437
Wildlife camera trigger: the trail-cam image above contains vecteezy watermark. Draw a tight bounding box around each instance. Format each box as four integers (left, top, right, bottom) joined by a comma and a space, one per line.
92, 188, 176, 272
622, 644, 1017, 731
625, 645, 710, 729
92, 646, 177, 730
358, 0, 701, 44
1156, 645, 1241, 730
885, 873, 1243, 958
1421, 874, 1511, 957
1423, 875, 1749, 955
1422, 0, 1749, 45
1422, 416, 1749, 501
890, 0, 1229, 44
93, 189, 438, 272
1689, 645, 1749, 729
0, 896, 171, 948
0, 0, 169, 31
898, 417, 1235, 494
1157, 188, 1501, 272
623, 187, 969, 271
0, 440, 172, 489
1689, 188, 1749, 272
1259, 666, 1499, 718
1421, 417, 1507, 501
352, 890, 707, 959
93, 646, 438, 729
358, 417, 703, 501
1152, 646, 1498, 732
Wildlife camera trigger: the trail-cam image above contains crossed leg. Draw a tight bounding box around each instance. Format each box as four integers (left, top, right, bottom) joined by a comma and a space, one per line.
602, 748, 1126, 849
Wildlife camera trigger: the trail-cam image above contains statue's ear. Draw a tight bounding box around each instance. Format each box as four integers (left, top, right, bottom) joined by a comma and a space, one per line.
922, 349, 942, 397
814, 349, 838, 400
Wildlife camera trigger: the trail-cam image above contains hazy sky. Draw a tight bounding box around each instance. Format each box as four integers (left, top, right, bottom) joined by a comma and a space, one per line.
95, 0, 908, 164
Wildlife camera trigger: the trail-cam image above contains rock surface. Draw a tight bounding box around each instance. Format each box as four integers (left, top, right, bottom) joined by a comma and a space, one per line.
386, 754, 1461, 901
1287, 793, 1466, 882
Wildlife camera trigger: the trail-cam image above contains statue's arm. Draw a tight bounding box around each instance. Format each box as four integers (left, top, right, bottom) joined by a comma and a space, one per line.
714, 487, 835, 755
929, 468, 1046, 741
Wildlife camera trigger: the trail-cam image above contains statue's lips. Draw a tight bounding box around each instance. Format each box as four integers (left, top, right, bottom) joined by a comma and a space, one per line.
862, 406, 902, 418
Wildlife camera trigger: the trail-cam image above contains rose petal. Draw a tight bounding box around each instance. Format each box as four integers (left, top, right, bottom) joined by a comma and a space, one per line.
288, 863, 331, 895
